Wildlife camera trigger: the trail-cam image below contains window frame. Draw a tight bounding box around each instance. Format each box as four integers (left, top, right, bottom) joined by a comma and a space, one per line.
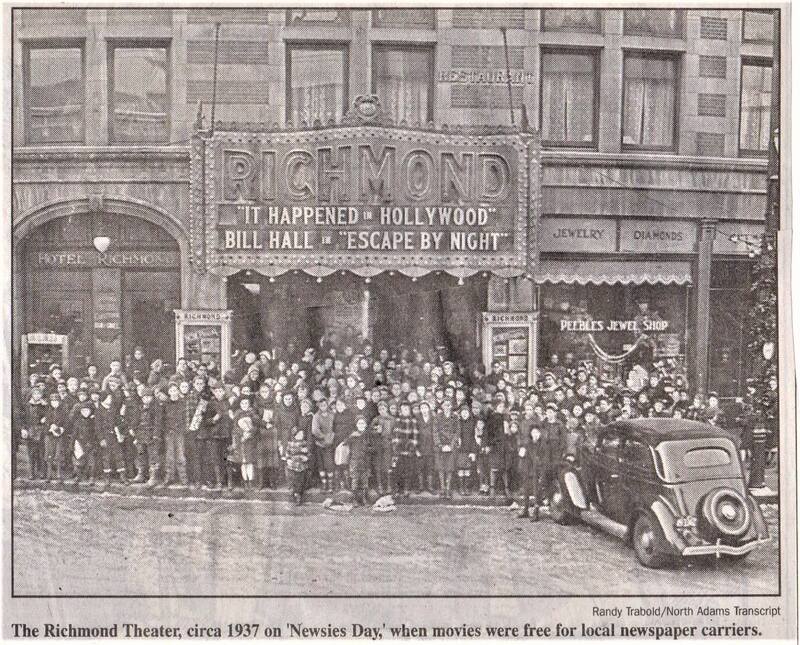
738, 56, 773, 157
285, 41, 350, 125
623, 9, 685, 38
372, 9, 436, 29
23, 39, 86, 145
285, 9, 351, 27
107, 39, 172, 145
540, 9, 602, 34
371, 42, 436, 125
621, 50, 681, 153
539, 46, 600, 149
741, 9, 775, 43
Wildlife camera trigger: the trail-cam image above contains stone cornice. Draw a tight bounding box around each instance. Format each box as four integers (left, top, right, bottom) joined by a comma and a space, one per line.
540, 150, 768, 173
13, 146, 190, 164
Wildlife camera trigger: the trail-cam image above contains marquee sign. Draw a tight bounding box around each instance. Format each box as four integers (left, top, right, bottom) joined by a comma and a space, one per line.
191, 97, 539, 279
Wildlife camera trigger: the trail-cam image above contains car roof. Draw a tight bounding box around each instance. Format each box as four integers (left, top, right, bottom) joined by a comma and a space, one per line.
605, 419, 738, 445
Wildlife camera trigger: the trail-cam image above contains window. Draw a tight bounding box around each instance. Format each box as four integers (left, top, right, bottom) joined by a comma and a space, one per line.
373, 45, 434, 124
621, 439, 653, 471
624, 10, 684, 37
287, 44, 348, 125
739, 59, 772, 155
373, 9, 435, 28
742, 10, 775, 42
599, 433, 621, 458
683, 447, 732, 468
24, 43, 85, 144
541, 10, 601, 33
622, 53, 678, 151
286, 9, 350, 26
540, 50, 598, 147
109, 43, 169, 143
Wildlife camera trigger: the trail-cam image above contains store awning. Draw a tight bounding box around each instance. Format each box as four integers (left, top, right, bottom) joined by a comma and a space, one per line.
536, 260, 693, 285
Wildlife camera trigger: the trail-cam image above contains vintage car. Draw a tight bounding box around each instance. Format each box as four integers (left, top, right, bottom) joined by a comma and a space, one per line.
551, 419, 770, 568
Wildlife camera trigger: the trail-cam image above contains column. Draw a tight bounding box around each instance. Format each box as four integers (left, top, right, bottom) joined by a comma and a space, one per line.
693, 218, 716, 398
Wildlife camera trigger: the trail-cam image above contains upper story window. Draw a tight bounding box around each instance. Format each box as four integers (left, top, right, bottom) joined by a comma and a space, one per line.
742, 10, 775, 43
624, 10, 684, 38
373, 45, 434, 124
287, 44, 348, 125
540, 49, 598, 147
739, 58, 773, 155
541, 9, 601, 33
286, 9, 350, 26
24, 43, 85, 144
372, 9, 436, 29
109, 42, 169, 144
622, 52, 679, 151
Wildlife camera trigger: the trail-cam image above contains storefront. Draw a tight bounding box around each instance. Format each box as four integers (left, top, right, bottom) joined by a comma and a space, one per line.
192, 96, 540, 381
18, 212, 181, 378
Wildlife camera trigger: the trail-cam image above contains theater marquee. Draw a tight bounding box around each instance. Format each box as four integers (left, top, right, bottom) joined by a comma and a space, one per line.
190, 98, 540, 279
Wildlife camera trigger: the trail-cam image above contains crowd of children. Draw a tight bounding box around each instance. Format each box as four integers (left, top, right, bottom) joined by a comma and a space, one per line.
15, 340, 751, 512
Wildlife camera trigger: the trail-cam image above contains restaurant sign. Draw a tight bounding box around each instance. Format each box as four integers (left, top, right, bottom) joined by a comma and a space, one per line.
192, 97, 539, 279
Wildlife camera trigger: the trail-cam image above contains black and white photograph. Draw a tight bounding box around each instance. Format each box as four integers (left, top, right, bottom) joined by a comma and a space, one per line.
4, 4, 796, 639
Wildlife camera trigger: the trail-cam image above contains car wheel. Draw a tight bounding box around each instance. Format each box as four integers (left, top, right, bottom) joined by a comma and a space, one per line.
550, 478, 577, 525
632, 513, 672, 569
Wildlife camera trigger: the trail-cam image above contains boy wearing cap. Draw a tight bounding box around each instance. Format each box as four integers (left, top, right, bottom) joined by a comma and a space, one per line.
346, 416, 370, 505
97, 392, 127, 484
416, 401, 436, 494
433, 399, 460, 498
23, 386, 48, 479
369, 400, 394, 494
44, 393, 68, 481
312, 397, 335, 492
72, 400, 97, 482
162, 382, 187, 486
132, 388, 161, 485
391, 401, 418, 497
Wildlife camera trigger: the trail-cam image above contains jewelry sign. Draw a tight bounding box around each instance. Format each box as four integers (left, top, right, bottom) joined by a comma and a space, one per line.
192, 98, 539, 279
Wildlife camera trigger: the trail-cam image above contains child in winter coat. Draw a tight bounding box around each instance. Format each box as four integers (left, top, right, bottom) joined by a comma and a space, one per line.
285, 428, 310, 505
347, 416, 370, 505
23, 387, 48, 480
231, 398, 258, 490
71, 402, 98, 483
44, 393, 68, 481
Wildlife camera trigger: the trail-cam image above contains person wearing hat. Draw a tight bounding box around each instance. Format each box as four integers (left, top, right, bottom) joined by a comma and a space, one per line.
312, 397, 336, 493
369, 400, 394, 495
433, 398, 460, 499
97, 391, 127, 485
538, 403, 565, 508
391, 401, 419, 498
131, 387, 161, 485
483, 398, 507, 498
274, 391, 300, 486
415, 400, 436, 494
344, 415, 370, 506
517, 402, 543, 521
161, 381, 187, 487
231, 397, 258, 492
43, 392, 68, 481
23, 385, 48, 480
71, 400, 97, 483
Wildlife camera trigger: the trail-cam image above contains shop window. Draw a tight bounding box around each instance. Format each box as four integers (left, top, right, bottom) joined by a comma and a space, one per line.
541, 9, 601, 33
287, 44, 348, 125
742, 10, 775, 42
739, 59, 773, 156
24, 43, 85, 144
372, 9, 435, 28
709, 260, 751, 398
286, 9, 350, 26
541, 49, 598, 147
109, 42, 169, 143
373, 45, 434, 124
623, 10, 684, 38
622, 53, 678, 151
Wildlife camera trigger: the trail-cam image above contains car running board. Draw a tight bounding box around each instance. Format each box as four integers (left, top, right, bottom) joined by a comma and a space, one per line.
578, 506, 629, 541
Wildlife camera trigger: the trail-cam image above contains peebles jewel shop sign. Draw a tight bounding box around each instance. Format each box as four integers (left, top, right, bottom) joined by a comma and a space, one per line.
191, 101, 539, 280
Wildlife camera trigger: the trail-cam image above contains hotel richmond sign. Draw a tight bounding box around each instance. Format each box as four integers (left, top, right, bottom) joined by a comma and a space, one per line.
191, 98, 539, 279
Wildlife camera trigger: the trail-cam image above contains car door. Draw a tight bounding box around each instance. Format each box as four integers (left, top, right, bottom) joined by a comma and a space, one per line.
593, 429, 626, 522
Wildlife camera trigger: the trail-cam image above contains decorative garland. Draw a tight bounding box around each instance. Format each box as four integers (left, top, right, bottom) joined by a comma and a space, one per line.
587, 333, 647, 364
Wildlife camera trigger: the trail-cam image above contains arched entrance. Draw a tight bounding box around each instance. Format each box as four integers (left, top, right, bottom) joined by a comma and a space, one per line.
18, 211, 181, 377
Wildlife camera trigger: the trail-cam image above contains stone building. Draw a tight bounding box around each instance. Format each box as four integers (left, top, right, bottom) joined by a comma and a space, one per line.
12, 8, 775, 396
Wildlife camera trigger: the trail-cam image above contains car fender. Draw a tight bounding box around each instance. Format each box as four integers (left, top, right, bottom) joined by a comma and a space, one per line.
747, 495, 769, 540
650, 499, 687, 553
561, 468, 589, 510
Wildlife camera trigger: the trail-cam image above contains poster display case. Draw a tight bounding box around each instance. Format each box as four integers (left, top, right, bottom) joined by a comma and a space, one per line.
481, 312, 538, 386
174, 310, 232, 376
21, 333, 70, 383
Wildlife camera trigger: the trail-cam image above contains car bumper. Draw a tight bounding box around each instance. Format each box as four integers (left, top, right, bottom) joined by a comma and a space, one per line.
681, 538, 771, 558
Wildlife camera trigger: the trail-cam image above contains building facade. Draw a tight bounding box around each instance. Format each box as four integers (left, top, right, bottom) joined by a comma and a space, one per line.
12, 8, 775, 396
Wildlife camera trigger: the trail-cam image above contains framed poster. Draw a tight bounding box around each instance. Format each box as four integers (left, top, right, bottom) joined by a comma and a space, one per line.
174, 310, 232, 376
21, 333, 70, 383
481, 312, 539, 386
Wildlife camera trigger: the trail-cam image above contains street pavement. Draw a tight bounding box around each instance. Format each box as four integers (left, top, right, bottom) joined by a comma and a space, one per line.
12, 489, 779, 596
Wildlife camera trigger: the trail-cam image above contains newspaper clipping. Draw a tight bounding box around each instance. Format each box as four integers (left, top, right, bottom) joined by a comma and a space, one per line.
3, 3, 796, 642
